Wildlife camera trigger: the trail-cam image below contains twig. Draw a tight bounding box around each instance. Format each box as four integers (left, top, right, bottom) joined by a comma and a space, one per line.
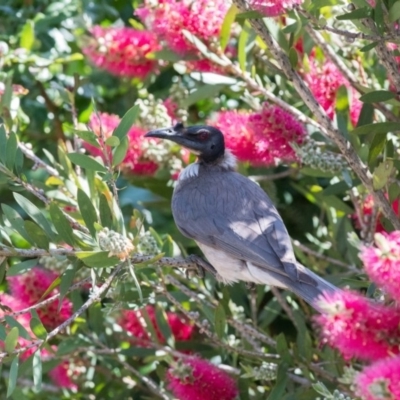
270, 287, 299, 329
18, 142, 60, 177
232, 0, 400, 230
249, 168, 296, 182
0, 263, 123, 360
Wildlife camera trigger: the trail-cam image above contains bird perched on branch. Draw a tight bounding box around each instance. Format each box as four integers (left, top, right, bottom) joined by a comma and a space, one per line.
145, 123, 339, 311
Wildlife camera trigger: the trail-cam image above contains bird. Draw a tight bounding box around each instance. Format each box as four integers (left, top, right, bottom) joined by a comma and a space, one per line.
145, 122, 339, 311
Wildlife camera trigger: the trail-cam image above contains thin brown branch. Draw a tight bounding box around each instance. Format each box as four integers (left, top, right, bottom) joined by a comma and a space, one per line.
18, 142, 60, 177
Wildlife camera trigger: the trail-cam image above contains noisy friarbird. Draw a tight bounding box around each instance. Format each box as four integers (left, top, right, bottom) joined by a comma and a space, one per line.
145, 123, 339, 310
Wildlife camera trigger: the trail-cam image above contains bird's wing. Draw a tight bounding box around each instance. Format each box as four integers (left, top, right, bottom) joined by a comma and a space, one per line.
172, 171, 317, 286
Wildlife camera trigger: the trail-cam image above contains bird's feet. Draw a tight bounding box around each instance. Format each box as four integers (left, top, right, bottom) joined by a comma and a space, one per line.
186, 254, 217, 279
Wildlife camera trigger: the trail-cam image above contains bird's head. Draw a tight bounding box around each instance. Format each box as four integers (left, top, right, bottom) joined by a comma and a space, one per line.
145, 122, 225, 163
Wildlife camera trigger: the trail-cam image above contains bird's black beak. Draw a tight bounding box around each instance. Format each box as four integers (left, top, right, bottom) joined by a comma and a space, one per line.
145, 126, 179, 140
145, 124, 195, 150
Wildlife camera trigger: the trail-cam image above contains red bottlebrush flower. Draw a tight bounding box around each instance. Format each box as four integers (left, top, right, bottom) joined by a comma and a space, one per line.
167, 357, 238, 400
248, 0, 302, 17
355, 356, 400, 400
83, 26, 160, 79
122, 126, 159, 175
315, 290, 400, 361
7, 267, 72, 330
163, 98, 180, 122
248, 102, 306, 165
305, 59, 362, 126
209, 110, 256, 163
118, 305, 194, 343
136, 0, 229, 55
360, 231, 400, 302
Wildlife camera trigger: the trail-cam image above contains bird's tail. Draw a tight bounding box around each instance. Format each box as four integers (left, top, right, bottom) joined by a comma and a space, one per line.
285, 263, 340, 312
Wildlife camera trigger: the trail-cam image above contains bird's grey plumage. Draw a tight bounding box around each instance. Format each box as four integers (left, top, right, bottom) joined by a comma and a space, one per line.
145, 123, 339, 311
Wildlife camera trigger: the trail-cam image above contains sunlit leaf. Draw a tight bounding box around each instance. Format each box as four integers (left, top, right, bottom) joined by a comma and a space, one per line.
32, 349, 42, 392
6, 356, 19, 397
30, 317, 47, 340
20, 20, 35, 50
67, 153, 107, 172
373, 160, 394, 190
112, 104, 140, 140
76, 251, 120, 268
359, 90, 396, 103
4, 327, 19, 353
112, 136, 129, 167
220, 4, 238, 50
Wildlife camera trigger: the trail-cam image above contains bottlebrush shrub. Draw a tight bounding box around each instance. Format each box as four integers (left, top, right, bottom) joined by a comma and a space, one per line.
167, 357, 238, 400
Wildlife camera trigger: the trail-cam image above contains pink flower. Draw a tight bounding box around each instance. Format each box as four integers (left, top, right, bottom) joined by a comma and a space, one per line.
248, 0, 302, 17
136, 0, 229, 54
83, 26, 160, 78
118, 305, 194, 344
167, 357, 238, 400
163, 98, 180, 122
248, 102, 306, 165
48, 361, 77, 390
315, 290, 400, 361
305, 59, 362, 126
209, 110, 256, 163
355, 356, 400, 400
7, 267, 72, 330
360, 231, 400, 302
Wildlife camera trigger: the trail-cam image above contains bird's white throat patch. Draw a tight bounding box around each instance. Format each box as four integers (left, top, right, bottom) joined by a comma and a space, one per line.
178, 150, 237, 182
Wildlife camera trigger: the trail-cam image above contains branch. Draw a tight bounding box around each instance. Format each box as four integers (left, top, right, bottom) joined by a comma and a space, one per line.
18, 142, 60, 177
232, 0, 400, 230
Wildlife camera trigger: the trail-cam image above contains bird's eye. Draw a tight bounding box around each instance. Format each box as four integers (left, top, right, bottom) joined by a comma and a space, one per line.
197, 130, 210, 140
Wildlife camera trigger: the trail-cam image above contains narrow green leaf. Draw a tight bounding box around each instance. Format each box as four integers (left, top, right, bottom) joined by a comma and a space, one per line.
235, 10, 263, 19
32, 350, 42, 392
368, 133, 387, 165
288, 47, 298, 68
360, 41, 379, 52
5, 132, 18, 171
5, 327, 19, 353
152, 49, 182, 62
76, 251, 120, 268
24, 221, 50, 249
336, 7, 370, 20
389, 183, 400, 203
7, 356, 19, 398
356, 103, 374, 127
238, 22, 250, 71
14, 148, 24, 174
0, 76, 13, 112
140, 307, 160, 343
220, 4, 238, 50
360, 90, 396, 103
373, 160, 394, 190
267, 362, 289, 400
59, 262, 77, 306
72, 129, 100, 148
49, 203, 75, 246
0, 125, 7, 163
20, 20, 35, 50
7, 259, 37, 276
4, 316, 30, 340
0, 257, 6, 284
390, 1, 400, 21
30, 317, 47, 340
352, 122, 400, 135
67, 153, 107, 173
1, 204, 32, 244
214, 303, 226, 339
13, 193, 54, 238
184, 84, 226, 107
112, 136, 129, 167
113, 105, 140, 140
99, 194, 113, 228
312, 382, 332, 398
77, 188, 98, 237
105, 136, 120, 147
155, 305, 173, 345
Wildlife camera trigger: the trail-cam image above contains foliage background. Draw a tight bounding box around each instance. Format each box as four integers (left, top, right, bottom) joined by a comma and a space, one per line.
1, 0, 400, 399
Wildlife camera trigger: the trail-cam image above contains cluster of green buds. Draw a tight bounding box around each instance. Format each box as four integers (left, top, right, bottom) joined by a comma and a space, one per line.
241, 362, 277, 381
294, 139, 348, 172
137, 231, 160, 255
98, 227, 134, 261
39, 255, 70, 272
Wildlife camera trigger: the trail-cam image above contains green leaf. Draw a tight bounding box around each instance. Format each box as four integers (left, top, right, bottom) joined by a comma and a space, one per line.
14, 193, 54, 238
152, 49, 182, 62
0, 125, 7, 163
24, 221, 50, 249
77, 188, 98, 237
238, 22, 250, 71
67, 153, 107, 173
30, 317, 47, 340
4, 316, 30, 340
368, 133, 386, 165
1, 204, 32, 244
389, 183, 400, 203
220, 4, 238, 50
373, 160, 394, 190
72, 129, 100, 148
356, 103, 374, 127
76, 251, 120, 268
113, 105, 140, 140
360, 41, 379, 52
288, 47, 298, 68
390, 1, 400, 21
352, 122, 400, 135
214, 303, 226, 339
267, 362, 289, 400
112, 136, 129, 167
20, 20, 35, 50
184, 84, 226, 107
49, 203, 75, 246
359, 90, 396, 103
32, 350, 42, 392
235, 10, 263, 20
7, 356, 19, 398
14, 148, 24, 174
155, 305, 173, 346
7, 259, 37, 276
99, 194, 113, 229
59, 262, 77, 306
5, 132, 18, 171
336, 7, 370, 20
105, 136, 120, 147
5, 327, 19, 353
